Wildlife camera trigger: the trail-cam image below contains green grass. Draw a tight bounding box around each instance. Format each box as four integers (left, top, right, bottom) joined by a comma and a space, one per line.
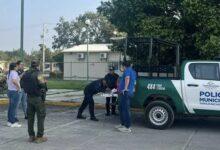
47, 80, 88, 90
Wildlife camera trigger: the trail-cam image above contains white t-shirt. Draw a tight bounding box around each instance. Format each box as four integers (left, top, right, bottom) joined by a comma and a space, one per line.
7, 70, 20, 91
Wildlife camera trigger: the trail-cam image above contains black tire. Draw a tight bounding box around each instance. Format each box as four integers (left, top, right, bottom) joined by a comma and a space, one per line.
145, 101, 174, 130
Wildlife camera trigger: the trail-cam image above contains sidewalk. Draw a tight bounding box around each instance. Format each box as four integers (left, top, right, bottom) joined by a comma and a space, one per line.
0, 89, 106, 105
46, 89, 84, 102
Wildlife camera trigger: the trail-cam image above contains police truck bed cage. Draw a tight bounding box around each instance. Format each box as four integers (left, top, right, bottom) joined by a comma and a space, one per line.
126, 37, 180, 78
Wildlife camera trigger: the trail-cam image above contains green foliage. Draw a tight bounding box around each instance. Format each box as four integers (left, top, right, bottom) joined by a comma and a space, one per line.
28, 44, 54, 67
47, 80, 87, 90
0, 45, 62, 71
98, 0, 220, 60
52, 51, 64, 72
49, 72, 63, 79
1, 49, 32, 64
53, 50, 64, 63
0, 51, 9, 60
39, 44, 53, 62
52, 12, 116, 49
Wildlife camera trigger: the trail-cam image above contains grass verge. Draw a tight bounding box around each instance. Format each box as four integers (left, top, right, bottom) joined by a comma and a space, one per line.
47, 80, 88, 90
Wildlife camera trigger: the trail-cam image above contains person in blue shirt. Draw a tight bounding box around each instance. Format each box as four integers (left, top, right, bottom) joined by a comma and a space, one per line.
115, 61, 136, 133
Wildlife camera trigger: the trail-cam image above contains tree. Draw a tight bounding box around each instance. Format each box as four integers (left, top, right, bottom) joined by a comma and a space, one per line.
29, 44, 53, 65
4, 50, 31, 63
52, 50, 63, 63
0, 51, 9, 61
52, 50, 64, 72
98, 0, 220, 60
39, 44, 53, 62
52, 12, 116, 49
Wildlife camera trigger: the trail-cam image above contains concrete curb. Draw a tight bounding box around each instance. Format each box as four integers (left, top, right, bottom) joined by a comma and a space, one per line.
45, 101, 107, 109
0, 98, 107, 109
0, 99, 143, 112
0, 99, 8, 105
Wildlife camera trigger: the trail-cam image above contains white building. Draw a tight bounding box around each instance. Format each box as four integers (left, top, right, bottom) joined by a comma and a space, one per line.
62, 44, 122, 80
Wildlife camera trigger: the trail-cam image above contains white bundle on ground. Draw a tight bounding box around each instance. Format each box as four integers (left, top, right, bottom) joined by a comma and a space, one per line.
101, 88, 118, 97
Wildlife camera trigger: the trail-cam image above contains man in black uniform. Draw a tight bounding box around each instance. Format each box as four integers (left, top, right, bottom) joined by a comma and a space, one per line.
21, 61, 48, 143
77, 78, 108, 121
104, 66, 119, 116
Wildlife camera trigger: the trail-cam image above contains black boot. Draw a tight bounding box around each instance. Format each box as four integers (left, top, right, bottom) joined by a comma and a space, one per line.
77, 115, 86, 119
111, 97, 117, 115
106, 97, 110, 116
77, 98, 89, 120
90, 116, 99, 121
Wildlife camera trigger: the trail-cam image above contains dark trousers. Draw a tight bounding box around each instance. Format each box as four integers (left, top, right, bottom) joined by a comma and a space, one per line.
7, 90, 20, 123
27, 96, 46, 137
77, 94, 95, 118
119, 92, 131, 128
106, 96, 117, 114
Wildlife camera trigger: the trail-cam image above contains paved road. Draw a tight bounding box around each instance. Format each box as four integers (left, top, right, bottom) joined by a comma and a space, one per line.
1, 105, 220, 150
46, 89, 109, 104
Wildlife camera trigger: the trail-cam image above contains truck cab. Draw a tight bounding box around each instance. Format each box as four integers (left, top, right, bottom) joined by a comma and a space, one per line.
181, 61, 220, 114
132, 61, 220, 129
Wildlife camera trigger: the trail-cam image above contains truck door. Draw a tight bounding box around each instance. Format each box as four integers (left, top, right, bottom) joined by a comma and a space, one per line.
183, 62, 220, 113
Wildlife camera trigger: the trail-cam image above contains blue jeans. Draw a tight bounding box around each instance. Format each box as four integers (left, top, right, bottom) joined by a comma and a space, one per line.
16, 89, 27, 118
7, 90, 20, 123
119, 92, 132, 128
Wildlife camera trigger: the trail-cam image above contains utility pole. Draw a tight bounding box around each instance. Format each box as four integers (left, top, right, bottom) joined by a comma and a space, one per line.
124, 37, 127, 61
85, 19, 91, 81
20, 0, 24, 61
86, 31, 89, 81
42, 24, 46, 73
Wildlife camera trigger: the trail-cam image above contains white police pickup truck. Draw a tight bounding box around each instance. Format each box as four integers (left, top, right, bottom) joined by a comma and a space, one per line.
132, 61, 220, 129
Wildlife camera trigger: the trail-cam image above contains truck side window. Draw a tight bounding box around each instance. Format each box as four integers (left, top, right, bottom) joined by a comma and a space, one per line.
189, 63, 220, 80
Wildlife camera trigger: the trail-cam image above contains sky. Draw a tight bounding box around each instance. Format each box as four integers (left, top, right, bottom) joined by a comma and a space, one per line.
0, 0, 104, 53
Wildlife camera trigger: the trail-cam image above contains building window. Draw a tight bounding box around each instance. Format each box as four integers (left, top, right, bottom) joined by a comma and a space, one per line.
100, 53, 107, 60
77, 53, 85, 60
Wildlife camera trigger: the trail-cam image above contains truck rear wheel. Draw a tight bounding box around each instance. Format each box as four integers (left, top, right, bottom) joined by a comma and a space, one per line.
145, 101, 174, 129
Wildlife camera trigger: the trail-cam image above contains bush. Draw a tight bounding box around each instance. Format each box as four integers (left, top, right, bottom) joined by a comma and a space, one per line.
49, 72, 63, 79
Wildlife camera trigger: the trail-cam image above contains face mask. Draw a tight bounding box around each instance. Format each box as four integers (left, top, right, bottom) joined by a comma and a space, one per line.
120, 66, 125, 72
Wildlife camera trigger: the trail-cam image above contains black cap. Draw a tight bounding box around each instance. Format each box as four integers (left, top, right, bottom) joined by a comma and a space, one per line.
16, 60, 22, 65
9, 62, 17, 70
122, 61, 131, 67
109, 66, 114, 71
31, 60, 39, 68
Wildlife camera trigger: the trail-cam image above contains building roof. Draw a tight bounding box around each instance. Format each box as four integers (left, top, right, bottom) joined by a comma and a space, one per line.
62, 44, 112, 53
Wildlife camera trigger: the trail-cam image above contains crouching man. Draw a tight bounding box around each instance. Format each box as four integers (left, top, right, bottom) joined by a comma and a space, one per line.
77, 78, 108, 121
21, 61, 48, 143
